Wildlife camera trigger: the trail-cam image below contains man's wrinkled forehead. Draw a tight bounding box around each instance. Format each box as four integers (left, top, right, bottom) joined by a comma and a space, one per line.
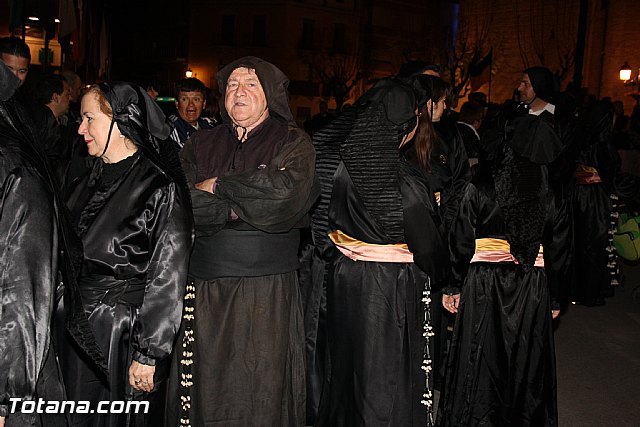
227, 67, 260, 83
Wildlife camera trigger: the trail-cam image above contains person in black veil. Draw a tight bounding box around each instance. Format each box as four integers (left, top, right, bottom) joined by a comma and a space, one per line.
312, 76, 449, 426
55, 82, 194, 426
438, 108, 567, 426
571, 101, 619, 306
0, 55, 71, 427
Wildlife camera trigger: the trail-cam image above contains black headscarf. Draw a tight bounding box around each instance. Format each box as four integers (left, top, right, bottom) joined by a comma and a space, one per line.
524, 66, 559, 104
216, 56, 295, 128
93, 82, 190, 203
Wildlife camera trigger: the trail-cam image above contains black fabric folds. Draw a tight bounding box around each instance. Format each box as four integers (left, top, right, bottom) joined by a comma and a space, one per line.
439, 177, 565, 426
341, 103, 405, 241
0, 61, 89, 423
97, 81, 191, 210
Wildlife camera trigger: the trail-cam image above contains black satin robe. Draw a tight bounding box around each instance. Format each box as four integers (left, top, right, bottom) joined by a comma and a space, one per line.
317, 158, 448, 427
57, 152, 193, 427
438, 179, 565, 427
0, 99, 66, 426
571, 129, 617, 305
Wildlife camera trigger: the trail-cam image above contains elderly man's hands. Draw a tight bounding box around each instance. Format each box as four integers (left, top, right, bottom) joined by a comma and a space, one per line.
195, 177, 217, 194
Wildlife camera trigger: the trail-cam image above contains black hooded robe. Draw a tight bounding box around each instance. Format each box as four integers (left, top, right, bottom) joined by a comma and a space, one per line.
165, 57, 318, 427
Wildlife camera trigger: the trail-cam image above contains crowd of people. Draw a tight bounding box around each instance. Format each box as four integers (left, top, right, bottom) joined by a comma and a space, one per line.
1, 33, 638, 427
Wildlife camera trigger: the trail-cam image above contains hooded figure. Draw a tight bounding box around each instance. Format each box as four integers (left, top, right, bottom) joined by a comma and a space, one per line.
55, 81, 194, 427
168, 56, 318, 427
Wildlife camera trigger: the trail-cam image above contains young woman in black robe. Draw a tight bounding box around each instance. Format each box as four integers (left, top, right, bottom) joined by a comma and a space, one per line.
56, 82, 193, 427
438, 113, 566, 426
313, 77, 449, 427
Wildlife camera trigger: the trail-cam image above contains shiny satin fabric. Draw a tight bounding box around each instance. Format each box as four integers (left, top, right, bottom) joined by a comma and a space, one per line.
472, 238, 545, 267
57, 152, 193, 426
571, 183, 611, 305
328, 229, 414, 263
317, 160, 446, 426
440, 181, 564, 426
0, 95, 71, 425
439, 264, 557, 426
318, 256, 430, 427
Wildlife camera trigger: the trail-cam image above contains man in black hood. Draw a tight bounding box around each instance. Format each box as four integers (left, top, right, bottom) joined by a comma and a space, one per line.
517, 66, 559, 116
168, 56, 318, 426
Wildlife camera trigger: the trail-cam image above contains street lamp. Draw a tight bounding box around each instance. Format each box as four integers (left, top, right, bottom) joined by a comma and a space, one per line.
185, 68, 193, 78
620, 62, 633, 82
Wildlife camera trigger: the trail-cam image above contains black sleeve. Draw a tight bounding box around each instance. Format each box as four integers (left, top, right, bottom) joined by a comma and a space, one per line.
542, 195, 570, 310
131, 183, 194, 365
216, 128, 320, 233
180, 136, 233, 237
402, 169, 450, 287
443, 129, 472, 230
447, 183, 480, 294
0, 166, 57, 415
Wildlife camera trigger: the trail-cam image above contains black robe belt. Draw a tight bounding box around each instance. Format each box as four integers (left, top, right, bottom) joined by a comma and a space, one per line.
189, 228, 300, 279
79, 276, 147, 307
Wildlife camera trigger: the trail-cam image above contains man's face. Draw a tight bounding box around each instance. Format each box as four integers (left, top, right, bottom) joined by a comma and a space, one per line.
517, 74, 536, 104
59, 81, 71, 115
69, 79, 82, 102
225, 67, 268, 128
175, 90, 206, 126
1, 53, 29, 86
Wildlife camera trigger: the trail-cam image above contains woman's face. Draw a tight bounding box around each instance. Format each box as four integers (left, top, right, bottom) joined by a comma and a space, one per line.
78, 92, 123, 159
428, 96, 447, 122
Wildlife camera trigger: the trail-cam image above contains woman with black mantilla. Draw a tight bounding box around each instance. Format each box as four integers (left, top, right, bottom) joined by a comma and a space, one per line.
313, 76, 449, 426
56, 82, 193, 426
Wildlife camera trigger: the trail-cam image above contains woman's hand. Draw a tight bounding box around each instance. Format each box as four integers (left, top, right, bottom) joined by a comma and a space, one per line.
195, 177, 217, 194
442, 293, 460, 314
129, 360, 156, 393
552, 309, 560, 319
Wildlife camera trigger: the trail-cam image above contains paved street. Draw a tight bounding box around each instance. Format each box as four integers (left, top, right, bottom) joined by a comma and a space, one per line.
556, 262, 640, 426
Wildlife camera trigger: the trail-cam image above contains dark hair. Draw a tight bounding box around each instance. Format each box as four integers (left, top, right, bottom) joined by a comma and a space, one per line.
459, 101, 484, 125
0, 36, 31, 61
413, 105, 437, 172
468, 91, 487, 106
397, 60, 441, 78
33, 74, 66, 105
422, 75, 449, 120
174, 77, 206, 98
